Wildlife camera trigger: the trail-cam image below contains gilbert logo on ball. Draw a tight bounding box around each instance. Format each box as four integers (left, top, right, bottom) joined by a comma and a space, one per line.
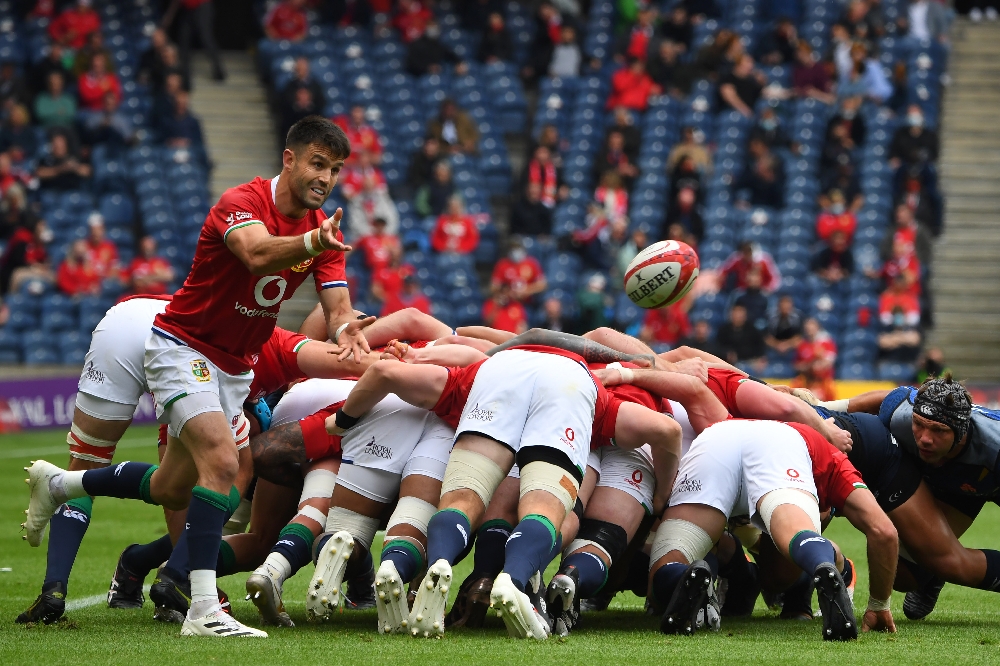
624, 240, 700, 309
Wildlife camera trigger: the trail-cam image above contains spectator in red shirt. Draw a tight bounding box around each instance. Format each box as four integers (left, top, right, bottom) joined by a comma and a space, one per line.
606, 58, 661, 111
718, 241, 781, 293
594, 170, 629, 223
483, 282, 528, 334
128, 236, 175, 295
393, 0, 433, 43
874, 237, 921, 296
85, 213, 120, 282
265, 0, 309, 42
816, 189, 857, 244
431, 196, 479, 254
333, 105, 383, 164
371, 254, 414, 303
640, 301, 692, 346
57, 239, 101, 297
77, 53, 121, 112
616, 7, 658, 62
356, 217, 402, 271
794, 317, 837, 388
1, 219, 54, 295
49, 0, 101, 50
811, 230, 854, 283
490, 238, 547, 302
381, 274, 432, 317
879, 273, 921, 328
339, 150, 386, 201
524, 145, 562, 208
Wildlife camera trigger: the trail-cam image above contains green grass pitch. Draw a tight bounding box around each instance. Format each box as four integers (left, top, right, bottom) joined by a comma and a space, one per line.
1, 425, 999, 665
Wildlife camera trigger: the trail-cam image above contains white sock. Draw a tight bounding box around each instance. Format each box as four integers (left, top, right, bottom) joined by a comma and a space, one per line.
257, 552, 292, 586
188, 569, 219, 620
50, 471, 87, 504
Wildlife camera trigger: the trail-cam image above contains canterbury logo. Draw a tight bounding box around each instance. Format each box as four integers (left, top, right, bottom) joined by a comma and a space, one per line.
456, 524, 468, 544
799, 537, 827, 547
114, 462, 128, 476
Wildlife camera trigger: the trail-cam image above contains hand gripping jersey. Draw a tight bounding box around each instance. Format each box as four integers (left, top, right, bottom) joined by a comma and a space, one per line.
588, 362, 659, 448
152, 176, 348, 374
880, 386, 1000, 503
785, 421, 868, 514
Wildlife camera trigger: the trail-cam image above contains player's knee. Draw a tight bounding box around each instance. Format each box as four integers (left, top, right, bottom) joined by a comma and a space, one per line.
569, 519, 630, 567
650, 519, 714, 568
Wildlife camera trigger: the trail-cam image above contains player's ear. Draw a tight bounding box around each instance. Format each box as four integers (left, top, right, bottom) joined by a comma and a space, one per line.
282, 147, 296, 171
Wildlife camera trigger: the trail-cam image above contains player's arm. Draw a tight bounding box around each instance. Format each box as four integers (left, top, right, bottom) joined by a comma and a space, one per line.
612, 402, 682, 515
455, 325, 517, 345
662, 345, 742, 373
224, 208, 350, 276
839, 389, 894, 415
584, 327, 707, 380
839, 488, 898, 632
318, 285, 375, 363
381, 340, 488, 367
599, 367, 729, 433
487, 328, 656, 367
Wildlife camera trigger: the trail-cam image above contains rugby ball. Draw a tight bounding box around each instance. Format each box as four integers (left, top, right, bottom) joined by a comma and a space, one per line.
623, 240, 700, 309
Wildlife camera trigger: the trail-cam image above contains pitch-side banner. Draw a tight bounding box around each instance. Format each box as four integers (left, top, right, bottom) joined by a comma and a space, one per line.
0, 376, 156, 432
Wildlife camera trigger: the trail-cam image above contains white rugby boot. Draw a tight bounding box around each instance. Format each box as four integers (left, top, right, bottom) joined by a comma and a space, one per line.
490, 573, 550, 640
181, 607, 268, 637
22, 460, 64, 547
407, 559, 452, 638
375, 560, 410, 634
245, 569, 294, 627
306, 531, 354, 621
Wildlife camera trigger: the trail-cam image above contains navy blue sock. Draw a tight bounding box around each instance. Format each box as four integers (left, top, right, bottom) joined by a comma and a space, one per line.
185, 487, 232, 572
122, 534, 174, 578
563, 550, 608, 598
470, 519, 512, 578
652, 562, 688, 608
163, 528, 190, 580
503, 514, 557, 592
43, 497, 92, 590
977, 549, 1000, 591
787, 530, 836, 573
426, 508, 472, 566
82, 463, 157, 502
381, 540, 424, 583
272, 523, 314, 576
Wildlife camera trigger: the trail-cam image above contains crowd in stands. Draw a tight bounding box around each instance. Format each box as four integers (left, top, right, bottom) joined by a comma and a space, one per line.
0, 0, 205, 364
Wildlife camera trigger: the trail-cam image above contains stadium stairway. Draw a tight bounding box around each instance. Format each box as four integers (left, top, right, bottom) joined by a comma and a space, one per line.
928, 19, 1000, 380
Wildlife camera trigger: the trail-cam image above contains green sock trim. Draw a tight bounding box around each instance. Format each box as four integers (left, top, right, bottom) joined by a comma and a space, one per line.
523, 514, 557, 546
139, 465, 159, 505
218, 540, 237, 576
383, 538, 425, 571
227, 486, 241, 517
280, 522, 316, 545
192, 486, 231, 513
478, 518, 513, 534
66, 496, 93, 517
789, 529, 816, 555
435, 507, 470, 524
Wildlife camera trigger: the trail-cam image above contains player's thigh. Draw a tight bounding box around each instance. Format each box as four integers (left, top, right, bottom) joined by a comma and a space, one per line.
585, 485, 648, 542
591, 446, 656, 523
330, 477, 389, 519
482, 474, 521, 524
178, 410, 241, 487
151, 434, 200, 507
891, 482, 980, 577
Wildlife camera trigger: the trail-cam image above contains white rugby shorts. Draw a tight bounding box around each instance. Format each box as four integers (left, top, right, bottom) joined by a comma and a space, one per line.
455, 349, 597, 475
592, 445, 656, 513
667, 400, 697, 457
77, 298, 167, 417
668, 419, 818, 531
144, 331, 252, 440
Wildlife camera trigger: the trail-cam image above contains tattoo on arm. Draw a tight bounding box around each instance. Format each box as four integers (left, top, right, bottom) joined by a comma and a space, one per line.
248, 422, 308, 488
486, 328, 655, 367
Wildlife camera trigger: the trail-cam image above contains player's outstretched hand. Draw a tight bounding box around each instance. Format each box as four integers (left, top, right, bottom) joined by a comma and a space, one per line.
862, 609, 896, 633
337, 316, 376, 363
592, 368, 625, 387
319, 208, 351, 253
825, 416, 853, 453
673, 357, 708, 383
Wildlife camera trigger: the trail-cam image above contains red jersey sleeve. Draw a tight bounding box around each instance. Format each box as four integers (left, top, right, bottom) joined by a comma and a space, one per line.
432, 360, 485, 429
311, 234, 349, 291
210, 186, 269, 244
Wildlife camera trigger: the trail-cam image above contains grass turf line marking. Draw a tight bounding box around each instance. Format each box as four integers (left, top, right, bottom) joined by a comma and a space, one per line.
66, 586, 151, 611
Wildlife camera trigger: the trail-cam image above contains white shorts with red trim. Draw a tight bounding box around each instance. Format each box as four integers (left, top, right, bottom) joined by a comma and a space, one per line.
455, 349, 597, 476
668, 419, 817, 531
592, 444, 656, 514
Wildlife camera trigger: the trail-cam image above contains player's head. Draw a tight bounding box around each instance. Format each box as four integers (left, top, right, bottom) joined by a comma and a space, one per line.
283, 116, 351, 210
912, 373, 972, 463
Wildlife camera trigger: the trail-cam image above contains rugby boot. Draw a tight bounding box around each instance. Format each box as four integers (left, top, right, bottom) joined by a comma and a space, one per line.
660, 560, 715, 636
408, 560, 453, 638
306, 531, 354, 621
579, 586, 615, 612
246, 572, 294, 627
22, 460, 63, 547
720, 558, 760, 617
180, 608, 267, 638
525, 572, 552, 633
375, 560, 409, 634
108, 546, 146, 609
490, 573, 550, 640
346, 560, 377, 610
779, 572, 814, 620
445, 574, 492, 629
150, 567, 190, 624
813, 562, 858, 641
903, 576, 945, 620
842, 558, 857, 603
16, 581, 66, 624
546, 566, 582, 637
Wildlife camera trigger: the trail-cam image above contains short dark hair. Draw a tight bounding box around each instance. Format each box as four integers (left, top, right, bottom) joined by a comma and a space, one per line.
285, 115, 351, 160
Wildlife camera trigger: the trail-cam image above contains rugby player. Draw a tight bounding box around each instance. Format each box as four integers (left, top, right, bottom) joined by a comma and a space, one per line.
647, 419, 897, 640
23, 116, 364, 638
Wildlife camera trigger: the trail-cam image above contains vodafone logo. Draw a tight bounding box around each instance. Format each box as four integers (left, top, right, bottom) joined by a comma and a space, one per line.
787, 468, 799, 478
626, 468, 644, 489
254, 275, 287, 307
559, 427, 576, 450
565, 428, 575, 441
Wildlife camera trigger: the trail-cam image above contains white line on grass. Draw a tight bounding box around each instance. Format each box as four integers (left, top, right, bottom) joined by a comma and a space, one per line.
0, 436, 153, 460
65, 585, 151, 611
